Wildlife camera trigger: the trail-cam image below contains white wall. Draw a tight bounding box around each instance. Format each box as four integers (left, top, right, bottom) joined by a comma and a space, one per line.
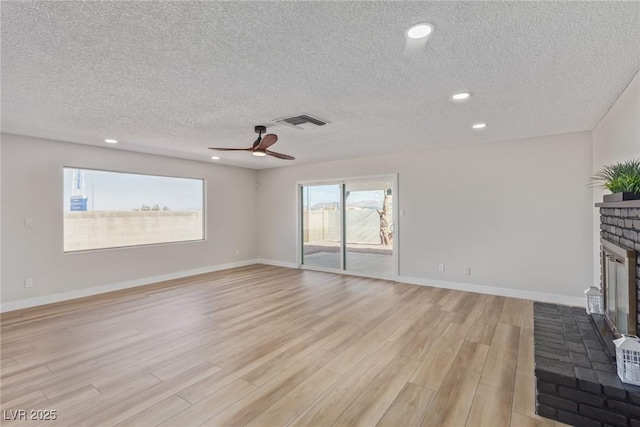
0, 136, 3, 307
1, 134, 258, 309
0, 129, 599, 309
257, 132, 593, 303
592, 71, 640, 283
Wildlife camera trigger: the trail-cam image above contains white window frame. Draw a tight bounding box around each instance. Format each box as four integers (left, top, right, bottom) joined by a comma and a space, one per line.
62, 166, 207, 253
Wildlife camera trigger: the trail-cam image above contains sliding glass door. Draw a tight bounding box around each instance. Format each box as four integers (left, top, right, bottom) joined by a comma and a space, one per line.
301, 184, 342, 270
300, 176, 396, 278
345, 181, 394, 276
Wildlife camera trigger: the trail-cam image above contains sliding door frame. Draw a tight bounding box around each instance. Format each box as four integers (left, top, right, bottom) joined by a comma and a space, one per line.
296, 173, 399, 280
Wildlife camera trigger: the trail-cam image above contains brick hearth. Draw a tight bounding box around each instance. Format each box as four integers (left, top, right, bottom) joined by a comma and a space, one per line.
534, 302, 640, 427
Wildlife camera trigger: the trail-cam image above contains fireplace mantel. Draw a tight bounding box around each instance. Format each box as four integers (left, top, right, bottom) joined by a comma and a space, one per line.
595, 200, 640, 208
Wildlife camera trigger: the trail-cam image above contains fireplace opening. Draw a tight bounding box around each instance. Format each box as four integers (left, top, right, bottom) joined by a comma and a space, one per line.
600, 238, 637, 336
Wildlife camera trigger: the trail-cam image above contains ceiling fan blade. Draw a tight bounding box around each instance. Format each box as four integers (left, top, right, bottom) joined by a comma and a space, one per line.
257, 134, 278, 150
266, 149, 295, 160
208, 147, 252, 151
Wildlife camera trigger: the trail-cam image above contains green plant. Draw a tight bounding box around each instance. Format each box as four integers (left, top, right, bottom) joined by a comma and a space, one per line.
593, 158, 640, 193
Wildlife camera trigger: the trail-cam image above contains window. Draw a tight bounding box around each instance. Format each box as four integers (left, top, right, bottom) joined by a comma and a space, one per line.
63, 168, 204, 252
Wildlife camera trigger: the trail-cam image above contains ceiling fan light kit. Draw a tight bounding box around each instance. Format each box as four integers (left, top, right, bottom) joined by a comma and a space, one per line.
209, 125, 295, 160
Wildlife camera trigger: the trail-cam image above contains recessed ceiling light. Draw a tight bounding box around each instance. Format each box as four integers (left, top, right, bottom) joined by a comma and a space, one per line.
104, 139, 118, 144
210, 156, 220, 160
252, 151, 267, 157
406, 23, 433, 39
452, 92, 471, 101
472, 123, 487, 129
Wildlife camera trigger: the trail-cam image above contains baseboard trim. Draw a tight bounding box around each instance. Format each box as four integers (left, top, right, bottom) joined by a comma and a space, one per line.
0, 259, 258, 313
255, 258, 299, 269
254, 260, 582, 306
397, 275, 584, 307
1, 260, 584, 313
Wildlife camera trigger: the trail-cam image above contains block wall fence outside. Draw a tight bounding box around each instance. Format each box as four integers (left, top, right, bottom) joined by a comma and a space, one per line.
63, 210, 203, 252
303, 209, 381, 244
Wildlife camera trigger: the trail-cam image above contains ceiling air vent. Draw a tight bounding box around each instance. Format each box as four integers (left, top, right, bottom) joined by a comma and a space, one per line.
273, 114, 327, 129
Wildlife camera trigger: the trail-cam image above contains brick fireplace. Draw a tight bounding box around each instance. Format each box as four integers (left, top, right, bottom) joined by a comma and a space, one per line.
599, 204, 640, 335
532, 200, 640, 426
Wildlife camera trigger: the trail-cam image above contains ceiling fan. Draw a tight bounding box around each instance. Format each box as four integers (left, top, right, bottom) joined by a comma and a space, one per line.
209, 125, 295, 160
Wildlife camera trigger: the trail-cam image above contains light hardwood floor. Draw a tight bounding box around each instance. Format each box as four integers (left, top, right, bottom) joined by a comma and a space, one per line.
0, 265, 571, 427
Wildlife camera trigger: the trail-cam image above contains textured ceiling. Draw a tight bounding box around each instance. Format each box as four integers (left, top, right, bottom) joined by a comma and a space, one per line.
2, 1, 639, 169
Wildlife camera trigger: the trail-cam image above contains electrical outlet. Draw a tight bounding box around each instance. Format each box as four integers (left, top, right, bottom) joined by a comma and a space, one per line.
465, 267, 471, 276
438, 264, 445, 272
24, 278, 33, 288
235, 249, 240, 255
24, 218, 33, 227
